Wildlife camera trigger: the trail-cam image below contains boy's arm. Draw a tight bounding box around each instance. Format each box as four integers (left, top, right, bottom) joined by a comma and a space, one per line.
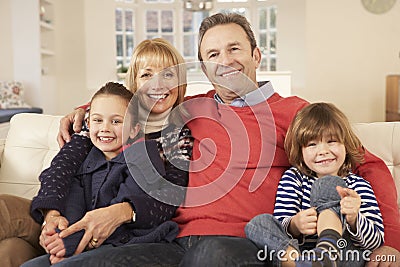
354, 148, 400, 251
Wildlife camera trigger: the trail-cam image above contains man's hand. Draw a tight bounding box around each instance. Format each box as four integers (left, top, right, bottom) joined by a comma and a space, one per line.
365, 246, 400, 267
57, 108, 86, 147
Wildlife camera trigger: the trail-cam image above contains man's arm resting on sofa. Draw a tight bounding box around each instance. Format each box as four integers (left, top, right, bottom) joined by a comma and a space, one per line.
355, 149, 400, 251
366, 246, 400, 267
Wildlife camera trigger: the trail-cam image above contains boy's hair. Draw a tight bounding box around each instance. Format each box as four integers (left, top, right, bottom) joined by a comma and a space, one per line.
90, 82, 141, 136
284, 102, 364, 177
197, 12, 257, 62
125, 38, 186, 108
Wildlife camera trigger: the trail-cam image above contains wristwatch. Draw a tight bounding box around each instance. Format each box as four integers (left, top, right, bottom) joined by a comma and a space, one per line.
132, 209, 136, 222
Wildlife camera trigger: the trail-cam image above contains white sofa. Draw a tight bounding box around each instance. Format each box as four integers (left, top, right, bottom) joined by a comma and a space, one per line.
0, 113, 399, 211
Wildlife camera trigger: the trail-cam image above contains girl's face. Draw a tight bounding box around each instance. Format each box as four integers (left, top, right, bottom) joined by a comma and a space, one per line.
301, 134, 346, 178
135, 64, 179, 114
88, 95, 139, 160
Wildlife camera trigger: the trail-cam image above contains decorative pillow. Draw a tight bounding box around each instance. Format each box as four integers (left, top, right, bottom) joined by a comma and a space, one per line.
0, 81, 32, 109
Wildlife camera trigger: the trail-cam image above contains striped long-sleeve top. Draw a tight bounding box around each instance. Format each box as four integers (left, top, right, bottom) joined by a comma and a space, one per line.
273, 167, 384, 250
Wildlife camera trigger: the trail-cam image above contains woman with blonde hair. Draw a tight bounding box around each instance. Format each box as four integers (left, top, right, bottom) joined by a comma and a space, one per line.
0, 38, 192, 266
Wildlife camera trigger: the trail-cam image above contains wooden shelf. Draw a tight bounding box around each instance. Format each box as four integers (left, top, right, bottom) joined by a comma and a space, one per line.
41, 49, 55, 56
40, 21, 54, 30
386, 75, 400, 121
41, 0, 53, 5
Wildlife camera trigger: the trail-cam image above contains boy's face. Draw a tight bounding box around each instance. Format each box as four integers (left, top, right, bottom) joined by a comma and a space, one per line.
302, 134, 346, 178
199, 23, 261, 104
88, 95, 139, 160
136, 65, 179, 114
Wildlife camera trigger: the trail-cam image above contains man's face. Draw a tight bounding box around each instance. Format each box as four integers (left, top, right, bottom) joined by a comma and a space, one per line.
199, 23, 261, 104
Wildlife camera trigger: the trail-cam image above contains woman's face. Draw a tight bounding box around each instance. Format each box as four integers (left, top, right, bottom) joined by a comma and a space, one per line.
135, 64, 179, 114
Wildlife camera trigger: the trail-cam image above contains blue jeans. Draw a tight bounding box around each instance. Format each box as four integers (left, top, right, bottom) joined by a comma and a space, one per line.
245, 176, 365, 267
21, 236, 265, 267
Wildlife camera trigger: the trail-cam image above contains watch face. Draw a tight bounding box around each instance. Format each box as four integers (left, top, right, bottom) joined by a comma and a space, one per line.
361, 0, 397, 14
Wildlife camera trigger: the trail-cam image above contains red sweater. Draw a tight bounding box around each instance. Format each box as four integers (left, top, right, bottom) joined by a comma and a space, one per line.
174, 90, 400, 250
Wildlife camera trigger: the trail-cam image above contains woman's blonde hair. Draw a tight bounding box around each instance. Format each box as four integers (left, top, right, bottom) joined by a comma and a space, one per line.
125, 38, 187, 108
284, 102, 364, 177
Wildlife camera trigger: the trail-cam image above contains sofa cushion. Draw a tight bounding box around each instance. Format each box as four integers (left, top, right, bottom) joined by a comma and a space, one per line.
0, 113, 61, 199
353, 122, 400, 210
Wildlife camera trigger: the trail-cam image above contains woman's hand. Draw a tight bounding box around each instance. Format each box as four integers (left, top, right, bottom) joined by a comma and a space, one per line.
57, 108, 86, 147
289, 207, 318, 237
59, 203, 133, 254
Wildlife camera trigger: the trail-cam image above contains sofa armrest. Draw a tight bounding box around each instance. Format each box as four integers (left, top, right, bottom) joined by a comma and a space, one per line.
0, 139, 5, 168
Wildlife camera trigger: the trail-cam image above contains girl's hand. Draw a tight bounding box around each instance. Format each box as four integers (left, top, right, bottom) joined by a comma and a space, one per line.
39, 212, 69, 254
289, 207, 318, 237
337, 186, 361, 231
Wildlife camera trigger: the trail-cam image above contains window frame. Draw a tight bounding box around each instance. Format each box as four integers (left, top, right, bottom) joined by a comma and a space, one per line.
114, 0, 277, 72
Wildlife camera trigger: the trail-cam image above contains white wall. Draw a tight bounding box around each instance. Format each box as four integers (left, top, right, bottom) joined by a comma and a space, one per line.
0, 0, 14, 80
54, 0, 91, 115
302, 0, 400, 122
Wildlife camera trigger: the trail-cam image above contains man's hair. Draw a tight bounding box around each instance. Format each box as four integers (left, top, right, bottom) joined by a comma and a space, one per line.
284, 102, 364, 177
198, 12, 257, 62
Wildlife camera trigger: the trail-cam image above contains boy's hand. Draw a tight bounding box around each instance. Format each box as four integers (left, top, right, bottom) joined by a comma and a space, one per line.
290, 207, 318, 236
337, 186, 361, 230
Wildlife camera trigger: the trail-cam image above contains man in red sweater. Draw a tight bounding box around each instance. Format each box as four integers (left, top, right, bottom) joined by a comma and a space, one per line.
56, 13, 399, 267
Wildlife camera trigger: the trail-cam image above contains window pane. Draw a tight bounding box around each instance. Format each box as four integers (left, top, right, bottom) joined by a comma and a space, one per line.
270, 57, 276, 71
162, 35, 174, 45
147, 34, 157, 39
183, 35, 195, 57
146, 10, 158, 33
115, 9, 123, 31
259, 9, 267, 30
260, 58, 267, 71
116, 35, 123, 56
125, 10, 133, 32
269, 32, 276, 55
183, 11, 209, 32
270, 7, 277, 29
183, 11, 194, 32
125, 35, 134, 58
161, 10, 173, 33
259, 32, 267, 54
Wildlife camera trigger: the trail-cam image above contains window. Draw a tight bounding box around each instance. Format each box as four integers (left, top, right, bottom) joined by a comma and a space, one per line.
115, 5, 134, 72
115, 0, 277, 72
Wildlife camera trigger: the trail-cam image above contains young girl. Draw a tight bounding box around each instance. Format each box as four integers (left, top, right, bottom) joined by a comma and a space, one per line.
19, 38, 192, 265
23, 82, 180, 265
245, 102, 384, 267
